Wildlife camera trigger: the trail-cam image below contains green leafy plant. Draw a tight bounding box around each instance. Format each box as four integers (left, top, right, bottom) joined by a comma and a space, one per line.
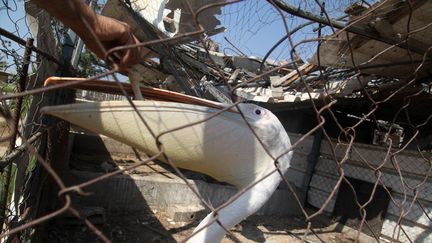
77, 49, 108, 77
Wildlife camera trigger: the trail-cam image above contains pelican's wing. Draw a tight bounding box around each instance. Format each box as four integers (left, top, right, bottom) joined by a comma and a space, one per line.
41, 100, 271, 187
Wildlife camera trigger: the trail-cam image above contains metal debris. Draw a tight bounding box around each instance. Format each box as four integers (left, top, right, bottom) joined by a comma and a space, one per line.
96, 0, 432, 119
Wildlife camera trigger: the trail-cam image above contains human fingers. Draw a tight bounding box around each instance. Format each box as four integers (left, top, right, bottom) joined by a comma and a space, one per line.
116, 34, 142, 71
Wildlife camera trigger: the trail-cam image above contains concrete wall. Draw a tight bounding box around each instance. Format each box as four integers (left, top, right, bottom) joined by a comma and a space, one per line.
308, 140, 432, 242
64, 132, 314, 217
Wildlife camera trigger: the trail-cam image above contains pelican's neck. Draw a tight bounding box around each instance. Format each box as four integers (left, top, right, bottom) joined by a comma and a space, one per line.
188, 165, 287, 243
188, 131, 293, 243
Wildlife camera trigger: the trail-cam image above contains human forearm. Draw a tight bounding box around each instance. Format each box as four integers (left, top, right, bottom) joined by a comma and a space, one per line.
32, 0, 98, 44
31, 0, 144, 70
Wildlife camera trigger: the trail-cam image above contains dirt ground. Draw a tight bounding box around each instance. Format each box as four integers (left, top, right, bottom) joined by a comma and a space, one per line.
47, 209, 369, 243
45, 153, 378, 243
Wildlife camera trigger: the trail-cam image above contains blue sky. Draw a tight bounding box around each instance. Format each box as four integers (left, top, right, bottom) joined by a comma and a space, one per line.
1, 0, 33, 74
0, 0, 363, 74
212, 0, 358, 62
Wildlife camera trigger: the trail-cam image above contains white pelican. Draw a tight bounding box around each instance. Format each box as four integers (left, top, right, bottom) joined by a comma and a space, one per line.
41, 78, 293, 243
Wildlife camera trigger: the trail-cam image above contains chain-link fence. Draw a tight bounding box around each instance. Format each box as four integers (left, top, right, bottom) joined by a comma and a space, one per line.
1, 0, 432, 242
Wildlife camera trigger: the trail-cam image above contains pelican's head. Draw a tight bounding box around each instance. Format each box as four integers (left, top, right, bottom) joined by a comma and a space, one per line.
234, 103, 293, 171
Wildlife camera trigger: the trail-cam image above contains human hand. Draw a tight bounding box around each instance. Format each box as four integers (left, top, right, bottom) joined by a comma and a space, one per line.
32, 0, 147, 71
84, 15, 146, 71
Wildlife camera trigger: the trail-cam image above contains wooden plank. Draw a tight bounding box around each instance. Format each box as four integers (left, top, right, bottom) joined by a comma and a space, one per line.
272, 63, 315, 87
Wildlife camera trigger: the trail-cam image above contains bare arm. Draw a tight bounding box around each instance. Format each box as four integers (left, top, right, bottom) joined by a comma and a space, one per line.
32, 0, 143, 70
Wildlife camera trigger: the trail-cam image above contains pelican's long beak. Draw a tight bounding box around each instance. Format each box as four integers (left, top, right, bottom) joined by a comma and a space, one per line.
43, 77, 228, 110
40, 99, 273, 188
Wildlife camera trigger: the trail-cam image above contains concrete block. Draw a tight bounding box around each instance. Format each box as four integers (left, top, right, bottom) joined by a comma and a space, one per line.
166, 204, 206, 222
61, 170, 304, 217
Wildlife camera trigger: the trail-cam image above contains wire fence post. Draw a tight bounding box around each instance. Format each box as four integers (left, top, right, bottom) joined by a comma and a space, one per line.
0, 38, 34, 234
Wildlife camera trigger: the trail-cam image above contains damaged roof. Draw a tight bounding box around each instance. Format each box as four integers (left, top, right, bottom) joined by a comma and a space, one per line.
310, 0, 432, 79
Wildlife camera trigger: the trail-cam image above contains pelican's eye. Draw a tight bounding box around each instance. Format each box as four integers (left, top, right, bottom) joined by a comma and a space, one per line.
255, 109, 261, 115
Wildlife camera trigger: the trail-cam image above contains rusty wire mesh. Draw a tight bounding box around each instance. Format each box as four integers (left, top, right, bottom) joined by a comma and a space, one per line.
0, 0, 432, 242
